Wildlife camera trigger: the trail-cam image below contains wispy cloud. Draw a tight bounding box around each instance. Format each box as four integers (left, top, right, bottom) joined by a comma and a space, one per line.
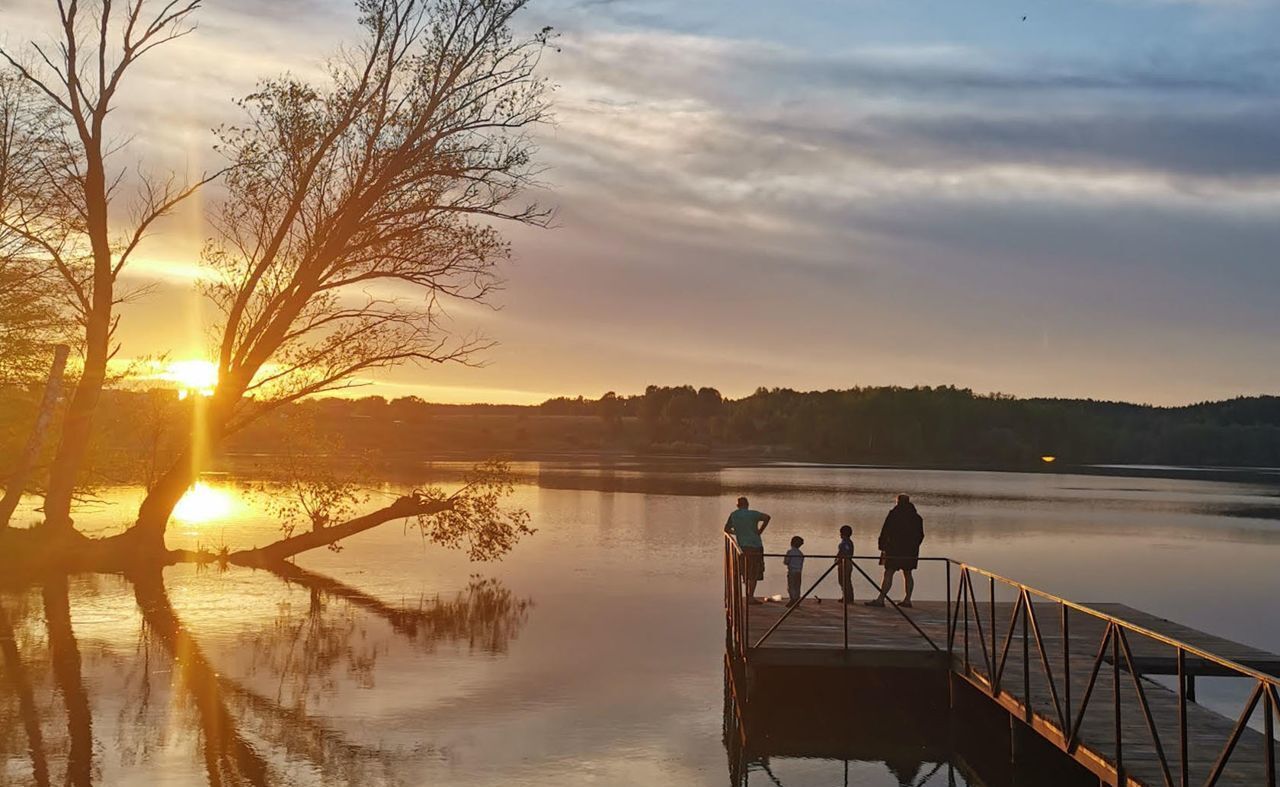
4, 0, 1280, 404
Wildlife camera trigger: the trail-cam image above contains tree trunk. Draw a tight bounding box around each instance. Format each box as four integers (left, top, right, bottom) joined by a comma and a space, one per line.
41, 146, 115, 534
40, 315, 109, 532
0, 344, 70, 528
130, 390, 240, 548
132, 453, 198, 551
229, 495, 453, 567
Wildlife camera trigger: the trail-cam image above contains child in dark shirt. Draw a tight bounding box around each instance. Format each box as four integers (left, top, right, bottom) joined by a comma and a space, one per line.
783, 535, 805, 606
836, 525, 855, 604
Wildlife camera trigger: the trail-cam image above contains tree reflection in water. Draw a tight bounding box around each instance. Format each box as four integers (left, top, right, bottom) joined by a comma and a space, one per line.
0, 567, 531, 785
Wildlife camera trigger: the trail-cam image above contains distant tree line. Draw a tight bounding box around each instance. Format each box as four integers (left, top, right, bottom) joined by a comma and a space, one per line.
541, 385, 1280, 466
7, 383, 1274, 472
9, 383, 1269, 470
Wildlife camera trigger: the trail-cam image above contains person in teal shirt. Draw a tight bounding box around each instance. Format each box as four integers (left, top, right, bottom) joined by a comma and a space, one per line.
724, 496, 771, 602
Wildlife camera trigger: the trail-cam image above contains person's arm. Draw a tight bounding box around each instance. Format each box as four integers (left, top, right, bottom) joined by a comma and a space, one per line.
724, 516, 734, 536
878, 514, 891, 551
757, 513, 771, 535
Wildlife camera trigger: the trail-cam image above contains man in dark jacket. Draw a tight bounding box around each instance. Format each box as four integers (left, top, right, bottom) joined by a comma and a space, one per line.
866, 494, 925, 608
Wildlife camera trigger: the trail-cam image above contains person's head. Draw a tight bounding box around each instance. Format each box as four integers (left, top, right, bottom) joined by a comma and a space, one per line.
736, 496, 749, 509
897, 493, 911, 506
839, 525, 852, 539
790, 535, 804, 549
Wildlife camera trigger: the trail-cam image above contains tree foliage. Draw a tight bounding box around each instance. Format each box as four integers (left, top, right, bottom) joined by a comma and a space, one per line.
0, 73, 68, 386
252, 409, 370, 542
203, 0, 552, 427
91, 0, 555, 549
412, 459, 533, 561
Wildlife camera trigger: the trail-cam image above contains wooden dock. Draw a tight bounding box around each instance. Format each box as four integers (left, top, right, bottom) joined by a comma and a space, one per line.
725, 545, 1280, 787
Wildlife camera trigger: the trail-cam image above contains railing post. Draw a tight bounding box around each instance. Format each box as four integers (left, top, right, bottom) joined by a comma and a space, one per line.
739, 551, 746, 661
742, 550, 747, 660
945, 561, 952, 660
990, 575, 997, 673
1113, 626, 1123, 782
1062, 604, 1071, 737
842, 558, 849, 653
963, 571, 970, 672
724, 539, 731, 652
1263, 682, 1274, 787
1178, 647, 1188, 787
725, 538, 731, 611
1022, 591, 1031, 724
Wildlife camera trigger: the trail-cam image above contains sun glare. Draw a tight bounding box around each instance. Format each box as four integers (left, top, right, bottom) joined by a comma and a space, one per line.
172, 481, 235, 524
166, 359, 218, 399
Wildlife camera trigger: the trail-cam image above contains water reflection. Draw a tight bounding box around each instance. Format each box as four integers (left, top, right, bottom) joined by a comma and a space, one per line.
723, 663, 1106, 787
725, 666, 968, 787
3, 462, 1277, 785
0, 567, 531, 785
172, 481, 239, 525
0, 599, 51, 787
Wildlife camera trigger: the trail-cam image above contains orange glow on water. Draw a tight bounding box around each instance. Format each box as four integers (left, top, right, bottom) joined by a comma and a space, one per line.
172, 481, 235, 524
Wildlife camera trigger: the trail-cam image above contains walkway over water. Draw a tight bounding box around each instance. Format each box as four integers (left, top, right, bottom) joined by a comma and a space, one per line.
724, 538, 1280, 787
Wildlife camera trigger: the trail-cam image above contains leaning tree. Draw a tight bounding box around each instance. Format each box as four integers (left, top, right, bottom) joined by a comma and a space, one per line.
117, 0, 552, 565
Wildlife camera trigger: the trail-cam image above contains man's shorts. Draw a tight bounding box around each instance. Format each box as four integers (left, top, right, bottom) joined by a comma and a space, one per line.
884, 556, 919, 572
741, 546, 765, 581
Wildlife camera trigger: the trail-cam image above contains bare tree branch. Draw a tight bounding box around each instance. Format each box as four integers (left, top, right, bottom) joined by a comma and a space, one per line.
0, 0, 209, 531
131, 0, 554, 542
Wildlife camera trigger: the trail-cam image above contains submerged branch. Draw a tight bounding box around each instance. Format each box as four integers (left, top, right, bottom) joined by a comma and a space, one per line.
227, 493, 454, 566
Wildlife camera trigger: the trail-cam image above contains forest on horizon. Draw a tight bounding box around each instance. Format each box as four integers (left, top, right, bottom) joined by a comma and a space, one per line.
5, 383, 1277, 479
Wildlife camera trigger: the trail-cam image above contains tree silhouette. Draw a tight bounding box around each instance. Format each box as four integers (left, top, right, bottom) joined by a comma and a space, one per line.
0, 0, 211, 532
119, 0, 551, 557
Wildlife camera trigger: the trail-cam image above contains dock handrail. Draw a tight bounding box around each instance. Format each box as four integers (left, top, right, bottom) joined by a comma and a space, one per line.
724, 533, 1280, 787
724, 534, 951, 653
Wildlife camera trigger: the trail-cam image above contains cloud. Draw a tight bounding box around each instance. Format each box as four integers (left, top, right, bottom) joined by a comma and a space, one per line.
525, 23, 1280, 289
5, 0, 1280, 404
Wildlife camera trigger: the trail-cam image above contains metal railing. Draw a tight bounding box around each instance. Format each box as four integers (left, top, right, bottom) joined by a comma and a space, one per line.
949, 562, 1279, 787
724, 535, 1280, 787
723, 534, 950, 658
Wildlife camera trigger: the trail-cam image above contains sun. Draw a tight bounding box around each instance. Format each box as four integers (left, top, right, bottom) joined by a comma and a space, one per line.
172, 481, 235, 525
165, 359, 218, 399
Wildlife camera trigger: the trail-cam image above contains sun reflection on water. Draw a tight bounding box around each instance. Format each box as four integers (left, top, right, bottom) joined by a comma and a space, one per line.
172, 481, 236, 524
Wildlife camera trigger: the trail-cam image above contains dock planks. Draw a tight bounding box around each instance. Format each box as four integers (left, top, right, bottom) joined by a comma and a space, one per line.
742, 598, 1279, 786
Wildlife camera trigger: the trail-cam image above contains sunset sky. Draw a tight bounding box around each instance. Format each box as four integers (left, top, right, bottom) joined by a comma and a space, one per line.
4, 0, 1279, 405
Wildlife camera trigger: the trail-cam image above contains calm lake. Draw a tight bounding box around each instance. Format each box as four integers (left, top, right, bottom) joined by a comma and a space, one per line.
2, 462, 1279, 786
